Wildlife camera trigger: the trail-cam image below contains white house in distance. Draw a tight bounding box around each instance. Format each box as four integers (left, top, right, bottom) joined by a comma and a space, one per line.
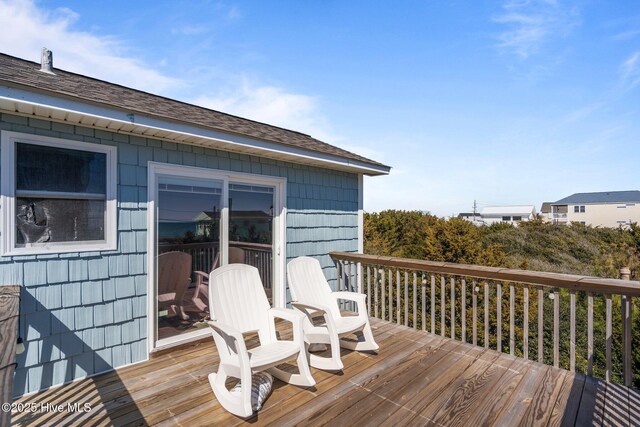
548, 190, 640, 227
460, 205, 537, 225
480, 205, 537, 225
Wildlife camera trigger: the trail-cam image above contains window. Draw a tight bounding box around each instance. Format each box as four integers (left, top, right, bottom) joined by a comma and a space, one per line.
574, 205, 585, 213
1, 132, 117, 254
512, 216, 522, 221
502, 216, 511, 221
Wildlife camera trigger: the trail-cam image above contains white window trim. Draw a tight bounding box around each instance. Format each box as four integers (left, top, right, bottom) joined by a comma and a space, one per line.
0, 131, 117, 256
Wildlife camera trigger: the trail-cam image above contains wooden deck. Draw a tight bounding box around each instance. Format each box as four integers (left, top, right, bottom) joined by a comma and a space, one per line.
11, 318, 640, 426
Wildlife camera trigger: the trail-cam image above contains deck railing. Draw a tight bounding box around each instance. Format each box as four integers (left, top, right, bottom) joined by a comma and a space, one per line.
330, 252, 639, 387
159, 241, 273, 289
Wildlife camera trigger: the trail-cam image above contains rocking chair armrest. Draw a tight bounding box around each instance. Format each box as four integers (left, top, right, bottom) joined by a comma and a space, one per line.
332, 291, 367, 315
208, 320, 245, 347
291, 301, 339, 337
269, 307, 305, 324
268, 308, 305, 342
332, 291, 366, 304
194, 269, 209, 280
291, 301, 329, 315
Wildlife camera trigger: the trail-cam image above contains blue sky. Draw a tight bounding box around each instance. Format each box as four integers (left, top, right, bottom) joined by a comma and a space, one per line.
1, 0, 639, 216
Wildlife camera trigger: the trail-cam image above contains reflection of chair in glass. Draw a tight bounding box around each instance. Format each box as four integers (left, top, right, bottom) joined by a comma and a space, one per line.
287, 256, 378, 371
193, 252, 220, 313
229, 246, 246, 263
158, 251, 192, 320
193, 247, 248, 312
208, 264, 315, 418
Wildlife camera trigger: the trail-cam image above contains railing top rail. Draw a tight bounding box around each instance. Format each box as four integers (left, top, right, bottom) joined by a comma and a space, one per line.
330, 252, 640, 296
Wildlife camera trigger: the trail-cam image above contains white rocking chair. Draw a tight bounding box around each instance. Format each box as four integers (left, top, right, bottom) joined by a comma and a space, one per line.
208, 264, 315, 418
287, 256, 379, 371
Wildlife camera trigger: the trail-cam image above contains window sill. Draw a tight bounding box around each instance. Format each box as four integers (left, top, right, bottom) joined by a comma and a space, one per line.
1, 242, 117, 257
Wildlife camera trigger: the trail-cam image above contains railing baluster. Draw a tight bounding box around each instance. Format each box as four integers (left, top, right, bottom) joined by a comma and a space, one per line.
510, 284, 515, 356
523, 285, 529, 360
373, 267, 379, 319
441, 276, 446, 337
461, 279, 466, 344
570, 290, 575, 372
367, 265, 371, 316
606, 293, 612, 382
484, 282, 489, 349
413, 272, 417, 329
388, 270, 393, 322
538, 288, 543, 363
587, 292, 593, 376
623, 295, 632, 387
396, 270, 401, 325
431, 274, 436, 334
381, 268, 386, 321
497, 283, 502, 353
472, 279, 477, 346
421, 275, 426, 331
553, 288, 559, 368
404, 271, 409, 327
451, 276, 455, 340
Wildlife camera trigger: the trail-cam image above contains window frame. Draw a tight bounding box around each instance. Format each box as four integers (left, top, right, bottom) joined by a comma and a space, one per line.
1, 131, 117, 255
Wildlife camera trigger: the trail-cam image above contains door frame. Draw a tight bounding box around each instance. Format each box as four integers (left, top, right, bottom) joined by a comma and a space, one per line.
146, 161, 287, 352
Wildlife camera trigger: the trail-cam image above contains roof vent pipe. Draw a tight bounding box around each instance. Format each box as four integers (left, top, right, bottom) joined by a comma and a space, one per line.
40, 48, 54, 74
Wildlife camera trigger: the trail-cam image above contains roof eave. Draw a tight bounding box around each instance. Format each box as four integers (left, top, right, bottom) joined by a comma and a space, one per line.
0, 83, 390, 177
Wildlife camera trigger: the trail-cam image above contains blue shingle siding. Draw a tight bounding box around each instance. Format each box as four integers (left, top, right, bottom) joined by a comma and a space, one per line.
1, 113, 359, 396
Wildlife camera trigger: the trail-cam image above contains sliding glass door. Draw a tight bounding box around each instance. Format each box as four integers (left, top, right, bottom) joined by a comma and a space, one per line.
149, 163, 284, 349
229, 183, 275, 299
155, 176, 223, 342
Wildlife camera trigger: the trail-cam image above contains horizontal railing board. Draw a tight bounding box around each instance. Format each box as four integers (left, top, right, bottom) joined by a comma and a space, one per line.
329, 252, 640, 296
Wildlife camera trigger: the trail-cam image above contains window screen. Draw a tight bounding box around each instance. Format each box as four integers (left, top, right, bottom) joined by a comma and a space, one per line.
14, 143, 107, 247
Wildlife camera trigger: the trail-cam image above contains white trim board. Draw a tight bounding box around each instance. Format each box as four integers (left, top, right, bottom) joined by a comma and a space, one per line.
0, 130, 117, 256
146, 161, 287, 352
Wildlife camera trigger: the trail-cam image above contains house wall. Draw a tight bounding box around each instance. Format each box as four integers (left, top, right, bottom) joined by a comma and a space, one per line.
0, 113, 359, 396
565, 203, 640, 227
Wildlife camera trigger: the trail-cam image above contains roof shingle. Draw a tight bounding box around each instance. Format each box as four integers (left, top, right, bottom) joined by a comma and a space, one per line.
0, 53, 389, 171
554, 191, 640, 205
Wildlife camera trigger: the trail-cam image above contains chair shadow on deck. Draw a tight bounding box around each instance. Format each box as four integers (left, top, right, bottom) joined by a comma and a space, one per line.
11, 290, 144, 426
560, 373, 640, 426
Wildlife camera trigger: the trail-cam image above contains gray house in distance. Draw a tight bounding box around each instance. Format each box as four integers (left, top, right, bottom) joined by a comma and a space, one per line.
0, 51, 389, 396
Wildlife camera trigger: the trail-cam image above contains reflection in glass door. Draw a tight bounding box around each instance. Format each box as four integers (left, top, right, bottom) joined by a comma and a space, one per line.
228, 183, 275, 301
156, 176, 223, 341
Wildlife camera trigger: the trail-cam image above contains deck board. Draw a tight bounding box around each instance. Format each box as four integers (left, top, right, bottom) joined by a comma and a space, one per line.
10, 318, 640, 427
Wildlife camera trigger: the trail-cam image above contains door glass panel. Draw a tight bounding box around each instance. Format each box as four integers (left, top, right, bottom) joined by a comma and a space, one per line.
228, 183, 274, 299
156, 176, 222, 341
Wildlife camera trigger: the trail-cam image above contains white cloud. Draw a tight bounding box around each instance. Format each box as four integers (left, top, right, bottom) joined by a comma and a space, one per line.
620, 51, 640, 89
215, 2, 242, 22
0, 0, 335, 142
0, 0, 181, 94
192, 81, 339, 143
493, 0, 579, 58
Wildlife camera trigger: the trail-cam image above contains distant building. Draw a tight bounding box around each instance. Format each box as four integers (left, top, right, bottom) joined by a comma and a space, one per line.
540, 202, 552, 217
457, 212, 483, 225
479, 205, 537, 225
549, 191, 640, 227
459, 206, 536, 226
